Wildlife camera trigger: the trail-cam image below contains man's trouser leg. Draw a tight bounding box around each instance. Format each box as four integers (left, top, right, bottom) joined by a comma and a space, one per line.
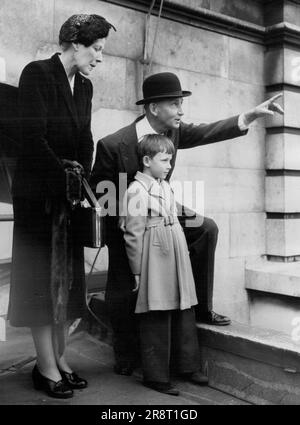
178, 207, 219, 318
106, 233, 139, 369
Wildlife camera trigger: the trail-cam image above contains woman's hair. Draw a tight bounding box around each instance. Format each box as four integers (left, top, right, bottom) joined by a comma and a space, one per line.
59, 14, 116, 48
137, 134, 175, 169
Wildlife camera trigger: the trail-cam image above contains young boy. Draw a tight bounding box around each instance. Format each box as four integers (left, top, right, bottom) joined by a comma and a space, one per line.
121, 134, 207, 396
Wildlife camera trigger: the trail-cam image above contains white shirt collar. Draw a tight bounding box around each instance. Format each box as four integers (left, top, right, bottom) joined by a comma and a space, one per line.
58, 54, 75, 94
69, 75, 75, 94
136, 116, 159, 142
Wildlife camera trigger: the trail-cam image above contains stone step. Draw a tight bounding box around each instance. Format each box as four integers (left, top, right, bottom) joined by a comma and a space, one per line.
198, 322, 300, 405
245, 259, 300, 335
84, 291, 112, 346
86, 270, 107, 293
0, 263, 11, 287
246, 259, 300, 298
85, 292, 300, 405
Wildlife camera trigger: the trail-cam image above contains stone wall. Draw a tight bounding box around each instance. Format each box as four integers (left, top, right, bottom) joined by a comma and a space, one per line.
168, 0, 264, 25
0, 0, 266, 323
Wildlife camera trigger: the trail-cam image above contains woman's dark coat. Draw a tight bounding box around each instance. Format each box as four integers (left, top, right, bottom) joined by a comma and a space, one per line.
8, 53, 94, 326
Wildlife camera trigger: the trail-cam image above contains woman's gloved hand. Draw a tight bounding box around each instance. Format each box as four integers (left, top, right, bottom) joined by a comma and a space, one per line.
62, 159, 85, 206
62, 159, 84, 175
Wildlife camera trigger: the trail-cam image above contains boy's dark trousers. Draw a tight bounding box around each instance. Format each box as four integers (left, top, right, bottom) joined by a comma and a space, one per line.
104, 210, 218, 368
138, 308, 200, 383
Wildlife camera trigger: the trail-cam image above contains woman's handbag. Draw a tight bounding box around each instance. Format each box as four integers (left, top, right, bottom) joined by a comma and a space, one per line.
72, 178, 105, 248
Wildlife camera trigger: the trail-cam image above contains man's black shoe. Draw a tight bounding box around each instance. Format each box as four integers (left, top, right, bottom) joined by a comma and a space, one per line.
181, 371, 208, 385
197, 311, 231, 326
143, 380, 179, 396
114, 362, 134, 376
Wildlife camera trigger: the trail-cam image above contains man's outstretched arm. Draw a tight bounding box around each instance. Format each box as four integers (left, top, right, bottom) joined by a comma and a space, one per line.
179, 93, 284, 150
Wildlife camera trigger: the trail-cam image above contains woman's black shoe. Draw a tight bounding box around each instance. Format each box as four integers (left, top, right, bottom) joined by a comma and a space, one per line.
59, 369, 88, 389
32, 365, 73, 399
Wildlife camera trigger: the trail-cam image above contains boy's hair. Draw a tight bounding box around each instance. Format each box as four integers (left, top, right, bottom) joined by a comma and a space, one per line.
137, 134, 175, 169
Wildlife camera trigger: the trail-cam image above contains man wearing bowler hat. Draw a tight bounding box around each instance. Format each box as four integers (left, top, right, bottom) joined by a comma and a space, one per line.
90, 72, 283, 378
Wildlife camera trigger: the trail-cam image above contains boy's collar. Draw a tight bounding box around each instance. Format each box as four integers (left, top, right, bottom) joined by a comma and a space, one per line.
134, 171, 163, 194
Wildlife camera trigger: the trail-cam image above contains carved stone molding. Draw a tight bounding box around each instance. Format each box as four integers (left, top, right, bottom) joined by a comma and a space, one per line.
101, 0, 265, 44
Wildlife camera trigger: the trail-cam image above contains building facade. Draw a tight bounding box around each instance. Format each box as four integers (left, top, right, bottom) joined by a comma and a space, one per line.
1, 0, 300, 339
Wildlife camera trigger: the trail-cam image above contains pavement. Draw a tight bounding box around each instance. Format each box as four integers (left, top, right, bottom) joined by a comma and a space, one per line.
0, 323, 249, 405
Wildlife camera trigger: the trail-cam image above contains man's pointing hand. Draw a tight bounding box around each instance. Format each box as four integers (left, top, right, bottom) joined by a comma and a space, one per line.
243, 93, 284, 126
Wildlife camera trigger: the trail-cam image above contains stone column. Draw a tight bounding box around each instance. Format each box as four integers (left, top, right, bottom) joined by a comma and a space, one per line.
245, 0, 300, 334
264, 0, 300, 262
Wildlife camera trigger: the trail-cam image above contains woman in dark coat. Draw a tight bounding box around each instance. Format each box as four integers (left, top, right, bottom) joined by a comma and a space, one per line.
8, 14, 115, 399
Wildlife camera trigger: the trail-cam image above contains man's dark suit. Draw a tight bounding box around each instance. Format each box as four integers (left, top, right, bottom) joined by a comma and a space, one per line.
90, 114, 247, 368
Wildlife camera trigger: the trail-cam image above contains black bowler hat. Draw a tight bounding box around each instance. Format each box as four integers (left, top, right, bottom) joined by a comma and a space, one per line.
136, 72, 192, 105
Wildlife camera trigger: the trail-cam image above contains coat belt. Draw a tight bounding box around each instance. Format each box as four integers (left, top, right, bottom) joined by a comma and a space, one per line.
146, 215, 177, 228
145, 215, 178, 255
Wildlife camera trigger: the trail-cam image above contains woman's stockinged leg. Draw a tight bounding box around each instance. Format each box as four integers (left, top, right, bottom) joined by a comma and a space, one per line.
52, 322, 73, 373
31, 325, 62, 382
52, 322, 88, 390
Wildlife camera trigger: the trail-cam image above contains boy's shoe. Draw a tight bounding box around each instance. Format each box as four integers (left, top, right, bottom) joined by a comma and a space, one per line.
143, 380, 179, 396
